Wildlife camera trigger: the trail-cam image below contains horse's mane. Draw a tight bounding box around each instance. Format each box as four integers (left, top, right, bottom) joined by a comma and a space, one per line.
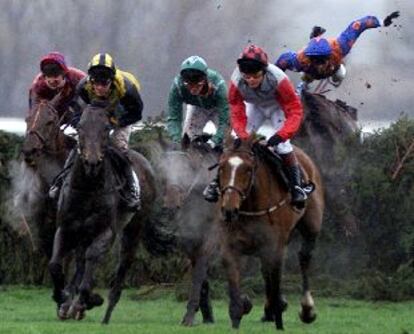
252, 143, 290, 191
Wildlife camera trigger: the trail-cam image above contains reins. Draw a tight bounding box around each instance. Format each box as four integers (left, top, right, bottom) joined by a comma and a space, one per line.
220, 145, 289, 217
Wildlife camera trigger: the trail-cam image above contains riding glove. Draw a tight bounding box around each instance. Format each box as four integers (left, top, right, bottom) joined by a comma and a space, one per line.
267, 134, 284, 147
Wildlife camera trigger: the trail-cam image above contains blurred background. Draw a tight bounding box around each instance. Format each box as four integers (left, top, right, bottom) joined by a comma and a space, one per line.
0, 0, 412, 130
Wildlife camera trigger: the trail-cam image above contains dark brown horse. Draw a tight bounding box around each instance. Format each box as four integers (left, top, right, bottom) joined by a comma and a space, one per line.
217, 135, 324, 330
48, 104, 159, 323
157, 133, 219, 326
19, 93, 74, 261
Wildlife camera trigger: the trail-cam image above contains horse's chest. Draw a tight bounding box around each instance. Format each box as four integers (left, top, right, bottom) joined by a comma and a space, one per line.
227, 222, 275, 255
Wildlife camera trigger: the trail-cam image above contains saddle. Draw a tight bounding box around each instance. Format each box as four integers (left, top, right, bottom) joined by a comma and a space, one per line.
251, 143, 315, 196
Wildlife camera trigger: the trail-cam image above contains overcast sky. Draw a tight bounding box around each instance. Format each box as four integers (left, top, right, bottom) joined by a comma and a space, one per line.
0, 0, 412, 124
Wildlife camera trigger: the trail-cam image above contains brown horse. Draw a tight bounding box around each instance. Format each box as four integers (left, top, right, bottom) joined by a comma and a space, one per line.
217, 135, 324, 330
19, 93, 74, 261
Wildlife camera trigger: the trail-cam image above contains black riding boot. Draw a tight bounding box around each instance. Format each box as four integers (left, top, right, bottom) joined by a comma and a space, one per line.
281, 152, 307, 209
286, 165, 307, 209
124, 166, 141, 211
203, 174, 220, 203
49, 149, 76, 200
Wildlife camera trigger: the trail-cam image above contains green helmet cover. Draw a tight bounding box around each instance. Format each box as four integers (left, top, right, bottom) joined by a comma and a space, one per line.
180, 56, 208, 74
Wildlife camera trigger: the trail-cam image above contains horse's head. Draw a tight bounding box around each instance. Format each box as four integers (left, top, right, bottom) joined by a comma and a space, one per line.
77, 104, 112, 177
23, 96, 63, 166
181, 132, 215, 155
219, 135, 256, 223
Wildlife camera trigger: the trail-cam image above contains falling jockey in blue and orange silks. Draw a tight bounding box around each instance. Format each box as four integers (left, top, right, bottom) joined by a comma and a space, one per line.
275, 11, 400, 94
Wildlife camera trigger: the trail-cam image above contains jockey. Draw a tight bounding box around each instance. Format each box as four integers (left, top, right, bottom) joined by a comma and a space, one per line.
167, 55, 229, 148
50, 53, 143, 211
229, 44, 306, 209
276, 11, 400, 93
28, 51, 85, 123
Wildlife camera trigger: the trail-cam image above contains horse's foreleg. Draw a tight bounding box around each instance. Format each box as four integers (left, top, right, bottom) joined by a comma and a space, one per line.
71, 228, 113, 320
199, 279, 214, 324
262, 242, 287, 330
223, 250, 251, 329
48, 227, 74, 319
182, 254, 209, 326
261, 266, 288, 322
102, 223, 140, 324
65, 249, 85, 298
298, 232, 317, 324
58, 249, 85, 320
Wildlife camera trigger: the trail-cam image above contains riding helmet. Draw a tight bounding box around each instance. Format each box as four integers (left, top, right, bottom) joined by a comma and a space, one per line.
237, 44, 268, 73
304, 37, 332, 57
88, 53, 116, 81
180, 56, 208, 83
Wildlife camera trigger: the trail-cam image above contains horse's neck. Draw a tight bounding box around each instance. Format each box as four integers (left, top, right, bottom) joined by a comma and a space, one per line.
54, 132, 70, 156
249, 160, 286, 204
70, 155, 113, 191
35, 154, 65, 186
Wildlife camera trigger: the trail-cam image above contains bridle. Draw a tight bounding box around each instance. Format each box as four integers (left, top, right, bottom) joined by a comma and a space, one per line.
219, 147, 289, 217
220, 149, 257, 201
26, 101, 67, 154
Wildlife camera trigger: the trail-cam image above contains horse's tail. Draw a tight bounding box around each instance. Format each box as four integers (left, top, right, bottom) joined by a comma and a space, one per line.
141, 203, 178, 257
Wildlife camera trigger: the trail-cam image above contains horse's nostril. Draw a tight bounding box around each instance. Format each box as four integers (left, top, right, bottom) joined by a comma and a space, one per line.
224, 210, 233, 222
223, 208, 239, 223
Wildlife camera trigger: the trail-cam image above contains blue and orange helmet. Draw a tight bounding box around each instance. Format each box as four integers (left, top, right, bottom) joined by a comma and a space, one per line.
304, 37, 332, 57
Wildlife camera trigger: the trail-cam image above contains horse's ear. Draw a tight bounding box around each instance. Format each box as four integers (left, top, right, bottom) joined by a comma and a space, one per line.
246, 132, 256, 147
157, 128, 169, 151
223, 129, 234, 149
181, 133, 191, 151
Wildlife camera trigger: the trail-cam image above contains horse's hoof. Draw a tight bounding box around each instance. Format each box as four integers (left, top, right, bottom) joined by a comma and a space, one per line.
242, 295, 253, 315
57, 303, 71, 320
299, 306, 317, 324
261, 313, 274, 322
276, 322, 284, 330
86, 293, 104, 310
181, 314, 195, 326
202, 316, 214, 324
68, 302, 86, 321
231, 319, 241, 329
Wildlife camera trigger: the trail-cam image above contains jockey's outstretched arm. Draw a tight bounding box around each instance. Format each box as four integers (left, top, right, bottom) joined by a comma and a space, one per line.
275, 51, 304, 73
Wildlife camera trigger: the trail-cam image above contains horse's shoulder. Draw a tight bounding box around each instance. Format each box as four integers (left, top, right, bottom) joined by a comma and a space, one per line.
128, 149, 154, 176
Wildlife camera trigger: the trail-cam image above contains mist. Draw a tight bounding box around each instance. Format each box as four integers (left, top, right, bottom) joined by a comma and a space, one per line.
0, 0, 412, 124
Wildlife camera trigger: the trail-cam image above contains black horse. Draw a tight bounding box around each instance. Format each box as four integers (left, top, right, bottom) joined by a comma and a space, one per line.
156, 133, 220, 326
48, 104, 159, 323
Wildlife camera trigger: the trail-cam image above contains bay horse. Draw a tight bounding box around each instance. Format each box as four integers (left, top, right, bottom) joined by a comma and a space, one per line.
48, 104, 159, 323
217, 135, 324, 330
19, 92, 75, 263
157, 133, 219, 326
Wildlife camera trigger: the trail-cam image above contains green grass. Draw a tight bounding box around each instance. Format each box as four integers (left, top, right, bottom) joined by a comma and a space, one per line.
0, 286, 413, 334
